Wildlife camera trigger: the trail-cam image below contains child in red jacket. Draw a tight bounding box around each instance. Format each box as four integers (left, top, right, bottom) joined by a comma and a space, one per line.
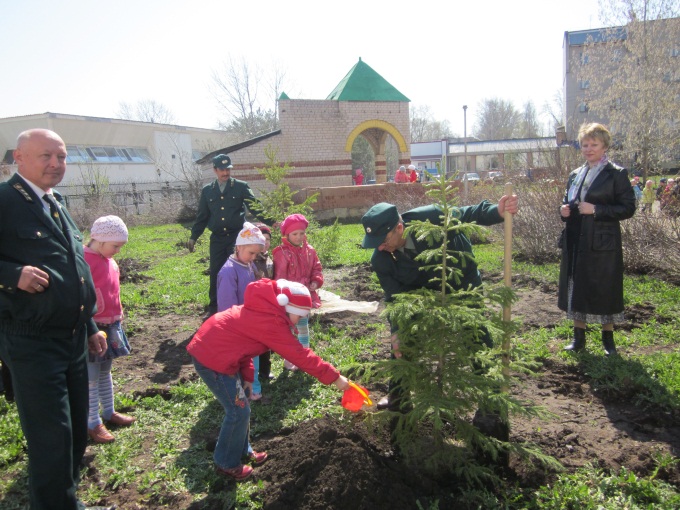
187, 278, 349, 481
272, 214, 323, 371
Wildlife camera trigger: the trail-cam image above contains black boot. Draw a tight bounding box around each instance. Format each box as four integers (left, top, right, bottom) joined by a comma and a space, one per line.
564, 327, 586, 351
602, 330, 617, 356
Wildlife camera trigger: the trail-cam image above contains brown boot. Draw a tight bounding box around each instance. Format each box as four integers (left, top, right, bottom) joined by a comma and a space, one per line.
106, 412, 136, 426
88, 424, 115, 444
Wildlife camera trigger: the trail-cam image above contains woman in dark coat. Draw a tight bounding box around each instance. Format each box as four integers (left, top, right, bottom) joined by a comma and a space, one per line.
558, 123, 636, 355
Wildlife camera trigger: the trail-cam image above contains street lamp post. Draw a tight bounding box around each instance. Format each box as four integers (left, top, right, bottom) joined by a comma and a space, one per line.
463, 105, 468, 203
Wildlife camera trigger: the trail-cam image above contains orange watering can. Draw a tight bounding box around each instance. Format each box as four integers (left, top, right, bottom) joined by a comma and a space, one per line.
342, 382, 373, 412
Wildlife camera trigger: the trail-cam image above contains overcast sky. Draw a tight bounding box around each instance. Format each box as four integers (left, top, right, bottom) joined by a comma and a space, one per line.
1, 0, 603, 136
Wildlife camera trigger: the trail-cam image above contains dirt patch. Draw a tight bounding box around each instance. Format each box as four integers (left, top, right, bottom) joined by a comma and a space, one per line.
113, 313, 200, 397
118, 258, 153, 284
86, 265, 680, 508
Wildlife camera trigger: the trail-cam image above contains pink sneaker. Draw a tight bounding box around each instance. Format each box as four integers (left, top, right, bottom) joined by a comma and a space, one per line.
249, 392, 262, 402
284, 360, 298, 371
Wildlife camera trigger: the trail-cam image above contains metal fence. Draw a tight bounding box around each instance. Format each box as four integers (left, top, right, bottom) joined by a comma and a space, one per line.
59, 180, 200, 216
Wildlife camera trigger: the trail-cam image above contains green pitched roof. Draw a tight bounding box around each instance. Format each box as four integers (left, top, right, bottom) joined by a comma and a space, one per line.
326, 58, 409, 102
279, 91, 290, 100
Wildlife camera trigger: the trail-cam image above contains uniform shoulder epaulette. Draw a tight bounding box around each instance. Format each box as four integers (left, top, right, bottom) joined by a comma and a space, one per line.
12, 182, 34, 202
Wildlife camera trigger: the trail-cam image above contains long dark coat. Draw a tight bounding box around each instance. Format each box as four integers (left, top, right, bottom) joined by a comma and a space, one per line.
557, 162, 636, 316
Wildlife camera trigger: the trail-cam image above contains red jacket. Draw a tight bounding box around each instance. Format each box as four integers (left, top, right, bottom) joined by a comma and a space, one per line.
273, 237, 323, 308
186, 279, 339, 384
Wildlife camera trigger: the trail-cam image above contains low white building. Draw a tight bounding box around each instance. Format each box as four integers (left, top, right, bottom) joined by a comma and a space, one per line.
0, 112, 231, 198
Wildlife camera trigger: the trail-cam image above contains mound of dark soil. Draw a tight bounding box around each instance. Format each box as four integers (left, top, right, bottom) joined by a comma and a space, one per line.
255, 417, 447, 510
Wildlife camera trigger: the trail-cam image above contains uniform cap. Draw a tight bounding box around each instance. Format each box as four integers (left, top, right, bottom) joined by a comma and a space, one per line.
360, 202, 399, 249
212, 154, 233, 169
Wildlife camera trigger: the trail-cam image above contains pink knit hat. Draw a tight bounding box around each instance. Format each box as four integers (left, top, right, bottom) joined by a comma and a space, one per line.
90, 215, 128, 242
275, 279, 312, 316
280, 214, 309, 235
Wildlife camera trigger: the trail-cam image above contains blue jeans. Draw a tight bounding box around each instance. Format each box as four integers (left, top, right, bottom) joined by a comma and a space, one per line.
192, 358, 252, 469
252, 356, 261, 395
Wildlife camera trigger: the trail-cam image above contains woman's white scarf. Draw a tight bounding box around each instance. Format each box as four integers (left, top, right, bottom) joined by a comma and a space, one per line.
568, 155, 609, 203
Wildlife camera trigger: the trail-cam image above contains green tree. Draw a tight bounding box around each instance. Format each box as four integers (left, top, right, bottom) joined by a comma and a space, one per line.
249, 145, 316, 226
249, 145, 342, 266
366, 175, 556, 482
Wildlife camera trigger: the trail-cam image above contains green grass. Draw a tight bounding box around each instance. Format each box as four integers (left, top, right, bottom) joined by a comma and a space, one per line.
1, 221, 679, 509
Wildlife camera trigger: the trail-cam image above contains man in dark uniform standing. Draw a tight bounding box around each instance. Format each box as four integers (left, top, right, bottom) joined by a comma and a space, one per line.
0, 129, 111, 510
360, 195, 518, 410
187, 154, 260, 319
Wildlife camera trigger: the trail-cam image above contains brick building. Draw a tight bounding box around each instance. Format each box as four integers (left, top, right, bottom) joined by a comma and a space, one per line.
198, 58, 412, 191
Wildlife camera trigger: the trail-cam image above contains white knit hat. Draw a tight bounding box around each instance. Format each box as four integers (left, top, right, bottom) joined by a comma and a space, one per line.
235, 222, 266, 246
275, 279, 312, 317
91, 215, 128, 242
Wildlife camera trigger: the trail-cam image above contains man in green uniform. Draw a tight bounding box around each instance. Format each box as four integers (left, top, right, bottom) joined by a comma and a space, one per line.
0, 129, 111, 510
187, 154, 260, 319
361, 195, 518, 410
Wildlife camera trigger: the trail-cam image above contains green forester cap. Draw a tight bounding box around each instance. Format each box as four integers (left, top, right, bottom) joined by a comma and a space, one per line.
360, 202, 399, 249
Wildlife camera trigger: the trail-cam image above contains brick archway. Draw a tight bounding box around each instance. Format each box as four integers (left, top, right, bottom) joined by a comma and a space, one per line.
345, 120, 409, 183
344, 119, 408, 152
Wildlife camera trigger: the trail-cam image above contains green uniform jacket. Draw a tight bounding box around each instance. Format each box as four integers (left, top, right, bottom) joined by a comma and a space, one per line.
190, 178, 259, 240
370, 201, 503, 305
0, 174, 98, 339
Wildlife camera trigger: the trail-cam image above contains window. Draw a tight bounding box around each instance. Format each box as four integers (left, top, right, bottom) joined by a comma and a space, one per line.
579, 80, 590, 89
67, 145, 152, 163
65, 146, 91, 163
579, 52, 589, 65
124, 148, 152, 162
579, 103, 589, 113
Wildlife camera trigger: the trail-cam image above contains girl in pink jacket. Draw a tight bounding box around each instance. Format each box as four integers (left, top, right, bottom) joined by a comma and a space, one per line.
272, 214, 323, 370
187, 278, 349, 481
83, 216, 136, 444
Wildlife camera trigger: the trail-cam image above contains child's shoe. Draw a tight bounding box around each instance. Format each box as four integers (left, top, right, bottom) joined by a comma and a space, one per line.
247, 451, 268, 466
216, 464, 253, 481
284, 360, 298, 371
106, 412, 136, 426
88, 424, 115, 444
249, 392, 262, 402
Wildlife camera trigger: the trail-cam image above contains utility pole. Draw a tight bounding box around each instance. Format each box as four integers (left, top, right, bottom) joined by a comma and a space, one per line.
463, 105, 468, 203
